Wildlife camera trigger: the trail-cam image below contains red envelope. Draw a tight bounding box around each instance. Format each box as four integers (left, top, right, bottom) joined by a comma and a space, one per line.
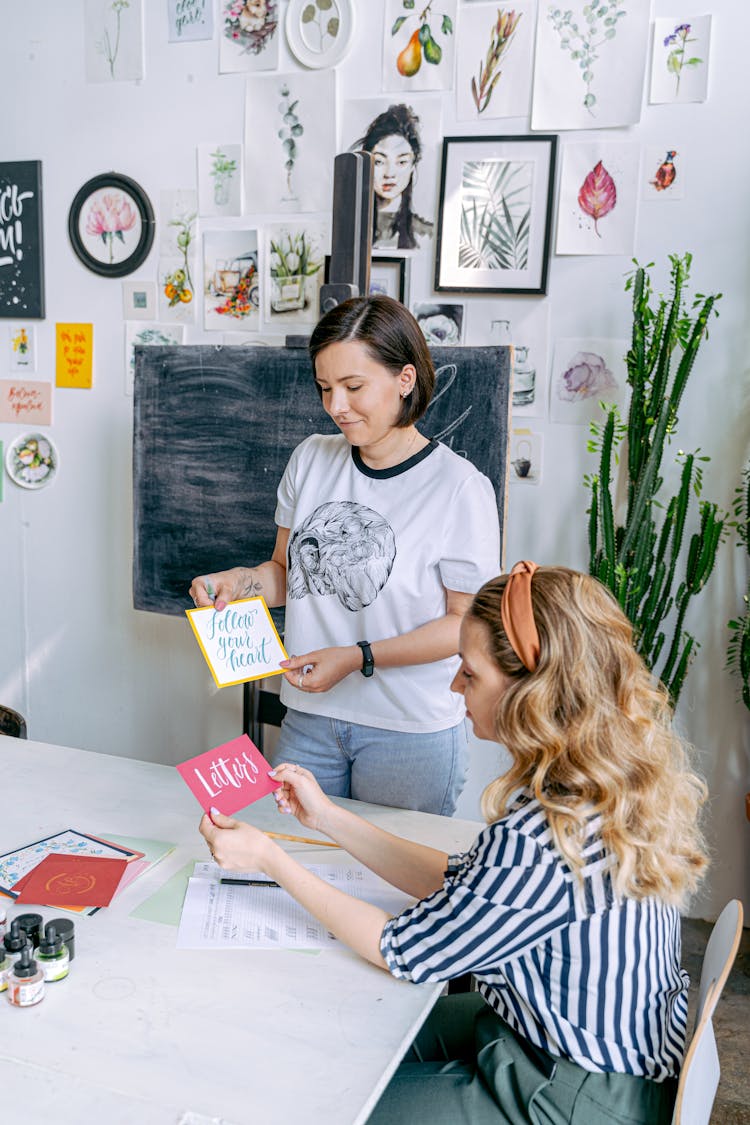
176, 734, 280, 816
12, 854, 129, 907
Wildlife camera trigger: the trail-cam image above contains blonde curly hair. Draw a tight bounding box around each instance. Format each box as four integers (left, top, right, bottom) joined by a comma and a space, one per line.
470, 567, 709, 907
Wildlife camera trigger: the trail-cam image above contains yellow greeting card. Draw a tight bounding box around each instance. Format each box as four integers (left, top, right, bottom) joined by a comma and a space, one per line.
186, 596, 288, 688
56, 323, 93, 388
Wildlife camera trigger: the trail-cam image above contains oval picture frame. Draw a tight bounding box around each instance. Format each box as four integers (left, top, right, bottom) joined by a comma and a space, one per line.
285, 0, 355, 69
68, 173, 155, 278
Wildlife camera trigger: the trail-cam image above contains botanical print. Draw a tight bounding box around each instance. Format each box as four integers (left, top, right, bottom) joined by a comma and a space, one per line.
245, 72, 336, 213
459, 159, 532, 271
5, 432, 58, 490
84, 0, 144, 83
342, 96, 441, 251
81, 189, 141, 266
264, 222, 327, 328
555, 143, 639, 256
549, 337, 629, 425
641, 146, 685, 201
383, 0, 457, 93
168, 0, 214, 42
456, 3, 534, 121
413, 302, 464, 345
509, 428, 543, 485
219, 0, 279, 73
204, 230, 260, 332
297, 0, 341, 53
650, 16, 711, 104
124, 322, 184, 395
158, 191, 197, 322
531, 0, 650, 129
197, 144, 243, 217
9, 325, 36, 372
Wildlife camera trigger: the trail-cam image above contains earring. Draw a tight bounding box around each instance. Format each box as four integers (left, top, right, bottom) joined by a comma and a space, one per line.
401, 388, 410, 398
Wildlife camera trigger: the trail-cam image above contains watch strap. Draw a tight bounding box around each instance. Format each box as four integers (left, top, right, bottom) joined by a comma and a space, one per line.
356, 640, 374, 678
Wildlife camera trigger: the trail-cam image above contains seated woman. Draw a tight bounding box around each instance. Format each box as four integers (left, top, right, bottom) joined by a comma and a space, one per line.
200, 562, 708, 1124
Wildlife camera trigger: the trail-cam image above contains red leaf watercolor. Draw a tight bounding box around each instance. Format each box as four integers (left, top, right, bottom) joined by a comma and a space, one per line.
577, 161, 617, 238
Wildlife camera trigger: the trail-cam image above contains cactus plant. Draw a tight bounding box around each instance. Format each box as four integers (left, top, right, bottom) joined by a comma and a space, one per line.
585, 254, 726, 704
726, 464, 750, 711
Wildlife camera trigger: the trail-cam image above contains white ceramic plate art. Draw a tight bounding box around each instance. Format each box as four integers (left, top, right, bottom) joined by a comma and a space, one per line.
285, 0, 355, 69
6, 432, 59, 489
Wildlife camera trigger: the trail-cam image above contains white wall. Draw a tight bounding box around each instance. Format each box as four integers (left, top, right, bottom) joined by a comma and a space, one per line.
1, 1, 747, 920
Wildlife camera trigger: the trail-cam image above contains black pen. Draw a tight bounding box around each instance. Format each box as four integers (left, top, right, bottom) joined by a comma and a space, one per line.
219, 877, 281, 887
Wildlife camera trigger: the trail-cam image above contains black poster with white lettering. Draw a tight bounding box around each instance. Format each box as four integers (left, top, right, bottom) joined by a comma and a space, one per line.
0, 161, 45, 319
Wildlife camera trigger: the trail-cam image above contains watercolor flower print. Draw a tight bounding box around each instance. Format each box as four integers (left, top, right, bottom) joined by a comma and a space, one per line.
556, 143, 639, 255
85, 0, 144, 83
85, 192, 137, 264
650, 16, 711, 104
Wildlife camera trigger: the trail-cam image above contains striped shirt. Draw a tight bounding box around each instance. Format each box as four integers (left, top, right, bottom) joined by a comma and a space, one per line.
380, 791, 688, 1081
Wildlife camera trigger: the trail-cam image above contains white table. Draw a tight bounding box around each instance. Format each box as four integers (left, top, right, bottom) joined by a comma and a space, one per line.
0, 737, 481, 1125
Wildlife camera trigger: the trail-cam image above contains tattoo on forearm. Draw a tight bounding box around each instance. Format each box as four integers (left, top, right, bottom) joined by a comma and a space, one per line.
241, 570, 263, 597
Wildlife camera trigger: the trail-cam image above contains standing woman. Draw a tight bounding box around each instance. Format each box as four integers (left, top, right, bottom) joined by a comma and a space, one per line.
356, 103, 434, 250
201, 564, 709, 1124
190, 296, 500, 814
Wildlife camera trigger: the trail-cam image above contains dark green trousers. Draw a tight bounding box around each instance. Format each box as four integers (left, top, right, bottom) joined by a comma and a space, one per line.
367, 994, 677, 1124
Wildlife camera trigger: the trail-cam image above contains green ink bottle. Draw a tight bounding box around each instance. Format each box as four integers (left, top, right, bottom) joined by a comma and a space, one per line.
37, 923, 70, 982
0, 950, 10, 993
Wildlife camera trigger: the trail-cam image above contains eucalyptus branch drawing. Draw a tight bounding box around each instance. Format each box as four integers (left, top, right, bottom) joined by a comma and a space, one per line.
472, 9, 522, 114
97, 0, 131, 79
547, 1, 627, 115
301, 0, 340, 53
663, 23, 702, 95
391, 1, 454, 78
277, 85, 304, 200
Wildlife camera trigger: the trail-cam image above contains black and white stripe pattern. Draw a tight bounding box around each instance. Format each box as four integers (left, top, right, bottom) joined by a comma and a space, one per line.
380, 791, 687, 1081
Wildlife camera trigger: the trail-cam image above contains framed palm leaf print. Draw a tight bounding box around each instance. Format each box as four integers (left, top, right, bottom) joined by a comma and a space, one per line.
434, 135, 557, 295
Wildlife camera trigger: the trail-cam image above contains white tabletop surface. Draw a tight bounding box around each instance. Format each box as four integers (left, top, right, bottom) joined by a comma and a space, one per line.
0, 736, 481, 1125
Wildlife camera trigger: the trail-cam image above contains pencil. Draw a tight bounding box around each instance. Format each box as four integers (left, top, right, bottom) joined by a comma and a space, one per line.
264, 830, 341, 848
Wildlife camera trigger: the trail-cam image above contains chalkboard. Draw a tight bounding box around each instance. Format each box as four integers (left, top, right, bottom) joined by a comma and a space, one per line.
133, 343, 511, 615
0, 161, 45, 319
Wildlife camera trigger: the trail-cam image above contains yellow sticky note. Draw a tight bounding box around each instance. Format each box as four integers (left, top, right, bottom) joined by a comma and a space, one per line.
56, 323, 93, 388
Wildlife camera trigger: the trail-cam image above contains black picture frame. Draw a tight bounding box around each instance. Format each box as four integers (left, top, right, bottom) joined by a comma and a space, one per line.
68, 172, 155, 279
0, 160, 45, 319
434, 135, 557, 296
323, 254, 410, 305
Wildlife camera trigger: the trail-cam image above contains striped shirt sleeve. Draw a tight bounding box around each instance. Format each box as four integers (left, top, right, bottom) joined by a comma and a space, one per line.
380, 824, 574, 984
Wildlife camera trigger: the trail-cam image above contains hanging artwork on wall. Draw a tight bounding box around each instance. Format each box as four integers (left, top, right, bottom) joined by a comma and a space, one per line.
244, 71, 337, 213
641, 146, 685, 201
483, 300, 550, 419
509, 428, 543, 485
650, 17, 711, 104
341, 95, 441, 252
124, 322, 184, 395
9, 325, 37, 372
369, 256, 410, 302
383, 0, 457, 93
204, 230, 260, 332
122, 279, 156, 320
549, 337, 629, 425
56, 323, 94, 389
0, 161, 45, 319
0, 379, 52, 426
68, 173, 155, 278
167, 0, 214, 42
197, 144, 243, 217
158, 190, 197, 322
413, 302, 464, 345
285, 0, 356, 69
84, 0, 145, 83
434, 134, 556, 294
531, 0, 650, 129
264, 221, 327, 329
455, 2, 534, 122
5, 432, 58, 490
555, 143, 640, 256
219, 0, 280, 73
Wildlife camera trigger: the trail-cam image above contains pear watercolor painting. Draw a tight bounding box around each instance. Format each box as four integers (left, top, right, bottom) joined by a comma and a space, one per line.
384, 0, 457, 92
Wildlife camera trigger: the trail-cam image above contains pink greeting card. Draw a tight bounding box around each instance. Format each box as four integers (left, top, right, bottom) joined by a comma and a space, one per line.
176, 734, 280, 816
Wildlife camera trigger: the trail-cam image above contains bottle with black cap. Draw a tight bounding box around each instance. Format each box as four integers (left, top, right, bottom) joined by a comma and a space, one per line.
37, 923, 70, 982
3, 919, 29, 967
15, 911, 43, 949
48, 917, 75, 961
6, 944, 44, 1007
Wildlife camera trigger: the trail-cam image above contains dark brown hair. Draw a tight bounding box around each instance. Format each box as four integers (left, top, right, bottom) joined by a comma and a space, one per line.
308, 295, 435, 426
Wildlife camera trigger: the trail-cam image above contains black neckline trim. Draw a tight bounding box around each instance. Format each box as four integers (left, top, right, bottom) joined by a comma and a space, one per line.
352, 439, 438, 479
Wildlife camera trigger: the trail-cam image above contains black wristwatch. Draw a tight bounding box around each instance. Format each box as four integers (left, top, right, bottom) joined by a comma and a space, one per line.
356, 640, 374, 678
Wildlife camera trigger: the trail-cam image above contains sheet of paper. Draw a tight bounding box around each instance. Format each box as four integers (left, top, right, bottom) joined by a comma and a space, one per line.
176, 734, 280, 816
13, 854, 129, 907
0, 829, 142, 900
176, 863, 413, 950
185, 596, 288, 687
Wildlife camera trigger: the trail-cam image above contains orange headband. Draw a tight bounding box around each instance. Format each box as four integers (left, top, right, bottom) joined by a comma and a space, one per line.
501, 560, 540, 672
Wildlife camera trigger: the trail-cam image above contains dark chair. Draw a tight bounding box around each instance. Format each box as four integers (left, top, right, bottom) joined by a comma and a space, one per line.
244, 681, 285, 753
0, 705, 27, 739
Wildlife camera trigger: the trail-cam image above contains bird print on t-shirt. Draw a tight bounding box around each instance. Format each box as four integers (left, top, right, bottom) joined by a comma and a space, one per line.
287, 501, 396, 611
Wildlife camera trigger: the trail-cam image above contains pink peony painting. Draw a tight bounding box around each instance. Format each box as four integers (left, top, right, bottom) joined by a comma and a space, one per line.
85, 191, 138, 263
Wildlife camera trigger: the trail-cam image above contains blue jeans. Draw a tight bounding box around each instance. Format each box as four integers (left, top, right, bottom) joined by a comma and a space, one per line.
268, 708, 468, 815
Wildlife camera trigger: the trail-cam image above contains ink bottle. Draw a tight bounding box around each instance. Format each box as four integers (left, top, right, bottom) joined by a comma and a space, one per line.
0, 902, 7, 940
48, 917, 75, 961
37, 924, 70, 982
6, 945, 45, 1007
3, 920, 29, 965
16, 912, 43, 949
0, 950, 9, 993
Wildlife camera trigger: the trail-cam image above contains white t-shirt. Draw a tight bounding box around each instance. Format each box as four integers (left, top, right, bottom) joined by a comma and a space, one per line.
275, 434, 501, 733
